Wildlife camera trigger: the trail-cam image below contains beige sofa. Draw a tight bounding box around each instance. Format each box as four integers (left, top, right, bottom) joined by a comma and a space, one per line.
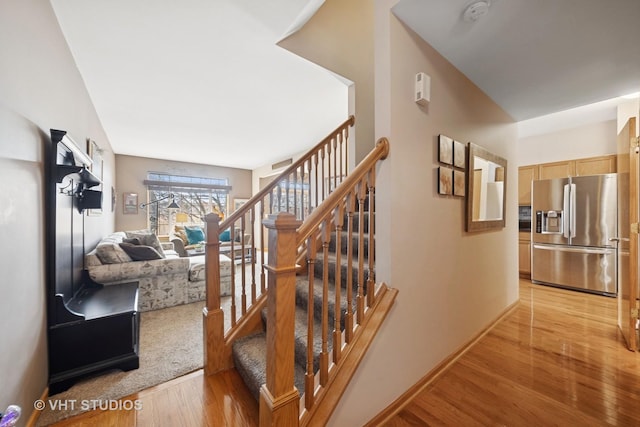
85, 231, 232, 311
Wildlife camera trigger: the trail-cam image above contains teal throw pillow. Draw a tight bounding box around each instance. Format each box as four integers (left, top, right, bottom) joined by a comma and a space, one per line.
219, 229, 231, 242
184, 226, 205, 245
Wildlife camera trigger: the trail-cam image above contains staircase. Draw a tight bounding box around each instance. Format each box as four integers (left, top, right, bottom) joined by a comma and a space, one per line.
201, 117, 397, 426
232, 200, 372, 401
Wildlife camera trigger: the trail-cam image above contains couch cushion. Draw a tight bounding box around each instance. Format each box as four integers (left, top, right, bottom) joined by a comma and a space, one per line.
219, 229, 231, 242
125, 230, 166, 258
119, 242, 164, 261
94, 232, 132, 264
184, 226, 205, 245
173, 225, 188, 244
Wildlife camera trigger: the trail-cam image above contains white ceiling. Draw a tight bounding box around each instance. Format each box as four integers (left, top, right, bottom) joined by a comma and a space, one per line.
50, 0, 348, 170
393, 0, 640, 121
50, 1, 639, 170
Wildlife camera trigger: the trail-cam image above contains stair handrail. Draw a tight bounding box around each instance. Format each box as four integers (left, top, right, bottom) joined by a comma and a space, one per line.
218, 115, 354, 232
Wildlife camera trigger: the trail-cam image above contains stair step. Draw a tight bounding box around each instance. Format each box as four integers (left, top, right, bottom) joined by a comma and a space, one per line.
328, 230, 372, 257
232, 332, 306, 402
295, 275, 356, 332
313, 253, 371, 290
345, 211, 373, 233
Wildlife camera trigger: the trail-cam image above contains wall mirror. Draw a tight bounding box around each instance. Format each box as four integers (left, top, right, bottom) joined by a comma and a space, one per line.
466, 143, 507, 232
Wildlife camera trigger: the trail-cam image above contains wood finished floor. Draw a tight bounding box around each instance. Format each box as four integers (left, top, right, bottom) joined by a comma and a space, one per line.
50, 279, 640, 426
384, 280, 640, 426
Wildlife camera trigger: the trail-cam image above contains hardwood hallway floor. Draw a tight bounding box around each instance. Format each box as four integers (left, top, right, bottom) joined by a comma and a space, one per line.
381, 280, 640, 426
50, 279, 640, 426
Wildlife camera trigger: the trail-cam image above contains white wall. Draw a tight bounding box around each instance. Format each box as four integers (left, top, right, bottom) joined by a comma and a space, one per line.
327, 3, 519, 425
517, 120, 617, 167
0, 1, 114, 423
617, 98, 640, 135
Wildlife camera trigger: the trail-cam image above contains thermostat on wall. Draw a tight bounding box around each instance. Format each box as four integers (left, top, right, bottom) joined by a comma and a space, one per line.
415, 72, 430, 106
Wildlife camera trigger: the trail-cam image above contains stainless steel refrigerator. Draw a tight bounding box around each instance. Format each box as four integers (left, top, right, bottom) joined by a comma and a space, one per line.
531, 173, 617, 296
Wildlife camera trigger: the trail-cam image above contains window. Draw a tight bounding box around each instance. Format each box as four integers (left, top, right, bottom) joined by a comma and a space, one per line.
144, 173, 231, 235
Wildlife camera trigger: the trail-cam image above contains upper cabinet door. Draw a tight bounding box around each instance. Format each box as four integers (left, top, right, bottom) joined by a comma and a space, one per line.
539, 161, 575, 180
518, 165, 539, 205
575, 155, 617, 176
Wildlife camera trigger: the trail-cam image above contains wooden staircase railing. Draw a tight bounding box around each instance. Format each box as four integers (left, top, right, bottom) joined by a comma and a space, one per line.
203, 116, 355, 374
261, 138, 397, 426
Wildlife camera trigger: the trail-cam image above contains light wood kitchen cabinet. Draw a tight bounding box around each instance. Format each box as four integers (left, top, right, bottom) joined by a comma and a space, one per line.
539, 160, 575, 180
518, 165, 538, 205
518, 238, 531, 277
575, 155, 616, 176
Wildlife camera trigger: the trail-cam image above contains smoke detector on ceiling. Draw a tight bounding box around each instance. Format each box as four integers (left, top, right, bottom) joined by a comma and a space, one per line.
463, 1, 490, 22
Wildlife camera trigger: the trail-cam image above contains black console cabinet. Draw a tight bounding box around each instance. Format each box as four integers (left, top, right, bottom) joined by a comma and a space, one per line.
46, 130, 140, 394
48, 283, 140, 394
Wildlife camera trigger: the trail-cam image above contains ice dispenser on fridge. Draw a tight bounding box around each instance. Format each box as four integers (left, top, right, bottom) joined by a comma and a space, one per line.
535, 210, 563, 234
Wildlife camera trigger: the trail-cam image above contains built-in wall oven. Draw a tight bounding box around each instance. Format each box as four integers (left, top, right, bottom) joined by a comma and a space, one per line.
518, 205, 532, 232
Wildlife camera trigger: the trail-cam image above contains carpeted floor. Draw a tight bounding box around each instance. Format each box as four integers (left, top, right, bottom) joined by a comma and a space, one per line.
36, 301, 204, 426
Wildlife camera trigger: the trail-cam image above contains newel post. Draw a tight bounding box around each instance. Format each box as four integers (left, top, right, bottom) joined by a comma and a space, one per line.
260, 212, 302, 427
203, 213, 226, 375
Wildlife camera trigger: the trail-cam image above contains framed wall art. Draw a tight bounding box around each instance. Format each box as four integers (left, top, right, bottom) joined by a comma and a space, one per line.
453, 140, 466, 169
438, 134, 453, 165
123, 193, 138, 215
438, 166, 453, 195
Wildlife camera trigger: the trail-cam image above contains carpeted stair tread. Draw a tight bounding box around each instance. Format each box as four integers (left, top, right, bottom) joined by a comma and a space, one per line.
328, 231, 372, 257
259, 304, 335, 373
314, 252, 371, 290
232, 332, 306, 402
295, 275, 356, 331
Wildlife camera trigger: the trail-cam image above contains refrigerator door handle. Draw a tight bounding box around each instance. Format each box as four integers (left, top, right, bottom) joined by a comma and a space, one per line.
563, 184, 570, 238
570, 183, 576, 238
533, 244, 613, 255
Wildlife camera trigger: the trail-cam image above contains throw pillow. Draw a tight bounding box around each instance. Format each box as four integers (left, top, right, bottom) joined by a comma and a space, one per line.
184, 225, 205, 245
119, 242, 163, 261
125, 231, 166, 258
123, 237, 141, 245
219, 229, 231, 242
95, 243, 132, 264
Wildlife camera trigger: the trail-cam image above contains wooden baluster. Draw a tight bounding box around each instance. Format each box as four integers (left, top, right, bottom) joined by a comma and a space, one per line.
285, 174, 291, 212
338, 132, 343, 186
356, 180, 367, 324
250, 205, 257, 304
240, 216, 247, 315
327, 139, 333, 195
276, 182, 282, 213
367, 170, 376, 308
332, 136, 341, 190
260, 200, 266, 295
333, 204, 344, 363
307, 158, 312, 218
345, 192, 355, 343
229, 223, 237, 326
305, 231, 318, 411
314, 153, 319, 210
293, 168, 298, 218
203, 213, 226, 374
259, 213, 301, 427
320, 219, 331, 386
320, 146, 326, 202
344, 125, 350, 176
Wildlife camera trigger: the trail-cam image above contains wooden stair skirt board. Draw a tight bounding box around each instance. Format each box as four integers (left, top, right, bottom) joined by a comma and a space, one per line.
232, 219, 373, 400
364, 301, 519, 426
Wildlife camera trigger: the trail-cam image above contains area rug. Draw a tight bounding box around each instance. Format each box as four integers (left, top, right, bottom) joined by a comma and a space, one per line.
36, 301, 204, 426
